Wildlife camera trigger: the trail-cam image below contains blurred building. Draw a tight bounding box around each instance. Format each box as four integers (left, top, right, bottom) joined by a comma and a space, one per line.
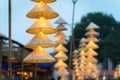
0, 32, 54, 80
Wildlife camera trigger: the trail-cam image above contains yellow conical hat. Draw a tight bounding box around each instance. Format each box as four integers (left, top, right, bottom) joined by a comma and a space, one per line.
72, 58, 78, 62
85, 31, 99, 37
77, 75, 84, 80
54, 31, 66, 39
26, 17, 56, 34
56, 24, 67, 31
26, 1, 59, 19
86, 37, 99, 43
86, 58, 98, 63
55, 44, 68, 52
72, 60, 79, 65
54, 51, 68, 60
25, 32, 56, 48
86, 41, 99, 49
31, 0, 56, 3
55, 17, 67, 24
79, 50, 86, 56
85, 62, 97, 69
86, 48, 98, 56
73, 65, 79, 69
23, 46, 55, 63
55, 39, 67, 45
54, 59, 68, 68
56, 67, 69, 76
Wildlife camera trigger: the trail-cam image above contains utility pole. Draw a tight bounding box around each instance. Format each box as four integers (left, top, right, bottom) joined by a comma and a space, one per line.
8, 0, 12, 80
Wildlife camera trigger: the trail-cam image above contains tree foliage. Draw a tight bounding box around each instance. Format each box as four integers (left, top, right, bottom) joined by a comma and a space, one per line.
99, 29, 120, 66
72, 12, 120, 65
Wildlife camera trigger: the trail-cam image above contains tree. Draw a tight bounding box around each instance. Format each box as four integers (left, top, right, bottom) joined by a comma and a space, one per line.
72, 12, 120, 64
99, 29, 120, 66
74, 12, 119, 42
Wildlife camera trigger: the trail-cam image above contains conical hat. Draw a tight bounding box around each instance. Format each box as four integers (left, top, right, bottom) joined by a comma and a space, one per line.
56, 67, 69, 76
80, 38, 86, 43
26, 17, 56, 34
86, 48, 98, 56
77, 75, 84, 80
79, 50, 86, 56
86, 58, 98, 63
26, 1, 59, 19
79, 43, 86, 48
73, 50, 79, 54
72, 58, 78, 62
54, 59, 68, 68
56, 24, 67, 31
85, 31, 99, 37
75, 68, 80, 73
73, 53, 78, 58
73, 65, 79, 69
85, 62, 96, 69
25, 32, 56, 48
31, 0, 56, 3
55, 39, 68, 44
79, 47, 86, 52
79, 59, 86, 64
54, 31, 66, 39
54, 51, 68, 60
86, 37, 99, 43
79, 64, 85, 68
72, 61, 78, 65
23, 46, 55, 63
55, 17, 67, 24
86, 41, 99, 49
75, 72, 80, 77
86, 22, 100, 30
55, 44, 68, 52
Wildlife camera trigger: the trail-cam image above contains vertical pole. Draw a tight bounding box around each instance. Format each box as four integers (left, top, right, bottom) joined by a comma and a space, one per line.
0, 39, 3, 75
34, 63, 37, 80
8, 0, 12, 80
21, 62, 24, 80
69, 1, 76, 71
69, 1, 78, 80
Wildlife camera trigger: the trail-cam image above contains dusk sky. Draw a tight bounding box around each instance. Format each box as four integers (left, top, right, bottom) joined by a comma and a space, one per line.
0, 0, 120, 49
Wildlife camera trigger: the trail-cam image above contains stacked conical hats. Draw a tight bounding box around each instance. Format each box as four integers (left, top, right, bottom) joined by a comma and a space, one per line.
72, 50, 80, 78
23, 0, 59, 63
85, 22, 100, 78
74, 38, 87, 79
114, 64, 120, 79
54, 17, 69, 79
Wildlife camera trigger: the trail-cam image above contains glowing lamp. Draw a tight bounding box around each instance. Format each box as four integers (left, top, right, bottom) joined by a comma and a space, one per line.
55, 44, 68, 52
23, 46, 55, 63
86, 41, 99, 49
54, 59, 68, 68
26, 17, 57, 34
31, 0, 56, 3
56, 67, 69, 76
25, 32, 56, 48
86, 22, 100, 30
26, 1, 58, 19
54, 51, 68, 60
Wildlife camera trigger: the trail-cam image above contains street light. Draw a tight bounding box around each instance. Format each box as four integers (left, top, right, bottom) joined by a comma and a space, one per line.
69, 0, 79, 74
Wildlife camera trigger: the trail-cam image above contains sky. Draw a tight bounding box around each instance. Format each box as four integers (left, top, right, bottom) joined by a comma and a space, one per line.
0, 0, 120, 51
